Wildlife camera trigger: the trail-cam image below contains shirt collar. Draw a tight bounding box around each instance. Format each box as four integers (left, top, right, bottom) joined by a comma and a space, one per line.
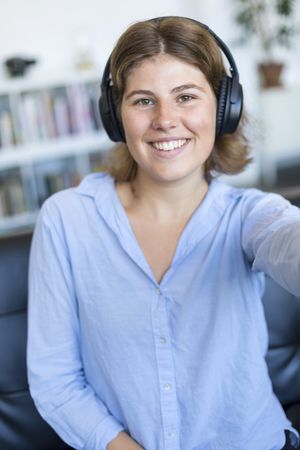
74, 173, 237, 281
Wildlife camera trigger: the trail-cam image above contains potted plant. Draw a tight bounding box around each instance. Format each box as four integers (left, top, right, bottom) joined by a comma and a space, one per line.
233, 0, 299, 87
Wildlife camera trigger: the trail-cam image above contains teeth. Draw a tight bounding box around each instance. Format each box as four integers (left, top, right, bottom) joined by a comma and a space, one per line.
152, 139, 188, 151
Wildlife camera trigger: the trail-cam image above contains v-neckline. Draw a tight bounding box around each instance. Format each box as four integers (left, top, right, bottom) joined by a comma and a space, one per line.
94, 174, 223, 285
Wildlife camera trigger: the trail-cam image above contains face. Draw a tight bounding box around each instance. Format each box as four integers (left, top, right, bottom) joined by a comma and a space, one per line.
120, 54, 217, 186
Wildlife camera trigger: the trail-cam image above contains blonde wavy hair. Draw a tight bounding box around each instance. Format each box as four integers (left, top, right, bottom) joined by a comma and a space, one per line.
103, 16, 252, 182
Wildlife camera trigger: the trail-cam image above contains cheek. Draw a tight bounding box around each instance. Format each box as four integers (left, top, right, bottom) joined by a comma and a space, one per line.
188, 109, 216, 136
121, 110, 149, 142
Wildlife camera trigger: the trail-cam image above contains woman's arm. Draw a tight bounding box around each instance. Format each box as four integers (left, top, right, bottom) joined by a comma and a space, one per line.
242, 191, 300, 297
27, 199, 124, 450
107, 432, 144, 450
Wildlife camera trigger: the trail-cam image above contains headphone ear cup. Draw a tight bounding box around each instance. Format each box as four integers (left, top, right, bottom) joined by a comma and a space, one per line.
216, 76, 230, 137
99, 84, 125, 142
216, 76, 243, 137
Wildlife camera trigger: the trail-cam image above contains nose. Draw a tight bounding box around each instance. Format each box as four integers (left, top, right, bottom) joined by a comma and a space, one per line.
152, 101, 178, 131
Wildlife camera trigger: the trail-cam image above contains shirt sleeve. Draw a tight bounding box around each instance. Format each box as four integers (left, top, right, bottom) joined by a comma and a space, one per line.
27, 198, 124, 450
241, 190, 300, 298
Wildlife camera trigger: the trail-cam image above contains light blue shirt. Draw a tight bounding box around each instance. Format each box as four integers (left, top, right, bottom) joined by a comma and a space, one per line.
27, 173, 300, 450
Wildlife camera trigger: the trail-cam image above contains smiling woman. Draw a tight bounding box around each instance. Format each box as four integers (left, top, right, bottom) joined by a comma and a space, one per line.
103, 16, 250, 182
27, 16, 300, 450
119, 54, 216, 186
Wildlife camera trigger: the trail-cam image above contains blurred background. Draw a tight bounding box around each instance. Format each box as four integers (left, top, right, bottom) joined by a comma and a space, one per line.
0, 0, 299, 237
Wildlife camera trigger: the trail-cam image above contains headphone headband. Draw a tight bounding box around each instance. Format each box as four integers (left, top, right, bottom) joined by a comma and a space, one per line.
152, 17, 240, 76
99, 16, 243, 142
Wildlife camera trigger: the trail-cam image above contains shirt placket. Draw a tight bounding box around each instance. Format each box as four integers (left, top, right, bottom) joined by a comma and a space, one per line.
152, 286, 180, 450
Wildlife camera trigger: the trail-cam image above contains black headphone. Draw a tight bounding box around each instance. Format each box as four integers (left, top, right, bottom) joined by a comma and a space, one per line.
99, 16, 243, 142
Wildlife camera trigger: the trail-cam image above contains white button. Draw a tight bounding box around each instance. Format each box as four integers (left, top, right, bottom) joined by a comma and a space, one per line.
156, 288, 161, 295
159, 337, 167, 344
164, 383, 171, 391
168, 432, 175, 438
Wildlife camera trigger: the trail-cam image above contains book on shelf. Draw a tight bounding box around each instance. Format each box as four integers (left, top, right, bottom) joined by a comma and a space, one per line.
0, 95, 16, 147
0, 176, 27, 217
33, 155, 80, 202
51, 87, 72, 137
0, 77, 104, 150
21, 92, 43, 143
9, 94, 25, 146
46, 171, 80, 194
0, 189, 8, 217
86, 81, 103, 131
0, 110, 15, 148
39, 90, 57, 140
66, 83, 93, 134
34, 90, 52, 141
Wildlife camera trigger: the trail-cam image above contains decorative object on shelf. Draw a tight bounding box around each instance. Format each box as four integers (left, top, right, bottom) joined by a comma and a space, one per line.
233, 0, 299, 88
258, 61, 285, 88
4, 56, 37, 77
73, 30, 95, 72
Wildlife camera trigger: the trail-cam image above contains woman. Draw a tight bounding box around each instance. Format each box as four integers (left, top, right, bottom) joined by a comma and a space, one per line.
27, 16, 300, 450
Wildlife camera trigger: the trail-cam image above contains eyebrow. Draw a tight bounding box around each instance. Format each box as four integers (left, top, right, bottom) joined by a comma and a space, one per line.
124, 84, 205, 99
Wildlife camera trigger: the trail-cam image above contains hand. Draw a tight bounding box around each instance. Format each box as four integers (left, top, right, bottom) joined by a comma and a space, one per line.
107, 431, 144, 450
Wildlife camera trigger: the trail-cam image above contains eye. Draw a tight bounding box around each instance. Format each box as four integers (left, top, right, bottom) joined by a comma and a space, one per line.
178, 94, 195, 103
133, 98, 154, 106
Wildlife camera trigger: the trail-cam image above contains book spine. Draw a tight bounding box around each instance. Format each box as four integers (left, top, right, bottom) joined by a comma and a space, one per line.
0, 111, 15, 147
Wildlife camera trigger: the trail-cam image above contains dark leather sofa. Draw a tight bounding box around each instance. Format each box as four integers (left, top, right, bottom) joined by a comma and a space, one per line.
0, 232, 299, 450
0, 232, 72, 450
264, 275, 300, 449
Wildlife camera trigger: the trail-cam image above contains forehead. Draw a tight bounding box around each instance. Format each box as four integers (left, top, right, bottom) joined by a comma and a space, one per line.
124, 54, 208, 89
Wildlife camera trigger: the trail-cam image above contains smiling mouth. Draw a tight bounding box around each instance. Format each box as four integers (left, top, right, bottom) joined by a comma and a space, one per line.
150, 139, 190, 151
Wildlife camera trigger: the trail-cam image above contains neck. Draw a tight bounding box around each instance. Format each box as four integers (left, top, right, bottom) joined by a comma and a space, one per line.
128, 171, 209, 223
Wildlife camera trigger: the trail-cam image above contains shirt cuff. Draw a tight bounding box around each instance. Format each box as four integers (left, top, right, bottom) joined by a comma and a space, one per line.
84, 414, 125, 450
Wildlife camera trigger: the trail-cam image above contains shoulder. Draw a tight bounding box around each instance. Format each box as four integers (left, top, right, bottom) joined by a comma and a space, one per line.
210, 178, 294, 215
207, 179, 300, 235
42, 172, 112, 208
38, 172, 115, 226
210, 181, 300, 245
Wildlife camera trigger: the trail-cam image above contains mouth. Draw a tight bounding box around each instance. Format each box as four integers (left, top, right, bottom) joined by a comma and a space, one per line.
150, 139, 190, 152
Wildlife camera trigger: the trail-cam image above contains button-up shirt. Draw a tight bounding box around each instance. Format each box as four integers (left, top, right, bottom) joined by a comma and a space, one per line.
27, 173, 300, 450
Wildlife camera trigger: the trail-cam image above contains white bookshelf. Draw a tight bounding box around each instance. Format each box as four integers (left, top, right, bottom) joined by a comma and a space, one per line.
0, 133, 108, 169
0, 71, 111, 238
0, 69, 102, 95
0, 211, 38, 237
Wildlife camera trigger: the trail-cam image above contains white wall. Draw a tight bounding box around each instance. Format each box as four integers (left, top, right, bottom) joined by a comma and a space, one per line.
0, 0, 188, 78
